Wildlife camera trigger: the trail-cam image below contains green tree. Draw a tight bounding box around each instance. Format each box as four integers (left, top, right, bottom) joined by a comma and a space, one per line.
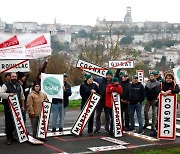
120, 36, 134, 45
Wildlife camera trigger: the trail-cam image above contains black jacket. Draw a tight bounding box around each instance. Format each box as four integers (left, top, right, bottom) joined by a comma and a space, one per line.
145, 79, 160, 101
161, 81, 179, 94
80, 80, 99, 109
119, 80, 131, 101
128, 82, 145, 105
52, 82, 72, 108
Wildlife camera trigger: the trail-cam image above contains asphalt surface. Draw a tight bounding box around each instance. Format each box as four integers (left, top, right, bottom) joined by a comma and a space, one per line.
0, 106, 180, 154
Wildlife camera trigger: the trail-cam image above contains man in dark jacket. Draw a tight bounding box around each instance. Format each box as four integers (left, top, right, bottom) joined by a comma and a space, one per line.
0, 73, 25, 145
51, 73, 72, 132
80, 74, 99, 136
144, 72, 160, 130
128, 75, 145, 134
119, 72, 131, 130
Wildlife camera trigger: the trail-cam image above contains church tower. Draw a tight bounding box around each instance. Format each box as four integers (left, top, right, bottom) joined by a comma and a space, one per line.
124, 7, 132, 24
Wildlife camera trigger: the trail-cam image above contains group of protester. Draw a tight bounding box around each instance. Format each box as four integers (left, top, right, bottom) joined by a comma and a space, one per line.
0, 56, 179, 145
0, 57, 72, 145
81, 69, 179, 137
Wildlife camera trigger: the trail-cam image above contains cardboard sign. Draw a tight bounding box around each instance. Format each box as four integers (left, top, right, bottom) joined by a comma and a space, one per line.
136, 70, 144, 83
101, 137, 129, 145
76, 59, 108, 78
109, 60, 134, 69
88, 145, 127, 152
158, 94, 177, 140
112, 92, 123, 137
46, 130, 72, 137
0, 60, 30, 73
28, 135, 44, 144
37, 101, 51, 139
71, 93, 101, 136
8, 95, 28, 143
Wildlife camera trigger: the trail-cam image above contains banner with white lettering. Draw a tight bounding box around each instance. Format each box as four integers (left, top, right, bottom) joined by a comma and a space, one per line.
112, 92, 123, 137
173, 65, 180, 85
71, 93, 101, 136
37, 101, 51, 139
41, 73, 63, 99
8, 95, 28, 143
108, 60, 134, 69
0, 33, 52, 59
0, 60, 30, 73
136, 70, 144, 84
158, 94, 177, 140
76, 59, 108, 78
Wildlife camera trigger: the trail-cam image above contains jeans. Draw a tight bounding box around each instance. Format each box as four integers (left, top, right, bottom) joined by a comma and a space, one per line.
129, 103, 143, 131
52, 103, 65, 129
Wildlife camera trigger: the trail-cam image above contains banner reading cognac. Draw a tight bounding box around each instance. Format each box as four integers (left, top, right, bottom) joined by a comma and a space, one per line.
0, 33, 52, 59
41, 73, 63, 99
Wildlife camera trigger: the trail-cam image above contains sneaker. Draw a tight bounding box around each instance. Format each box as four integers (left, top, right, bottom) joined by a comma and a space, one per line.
105, 129, 109, 133
143, 124, 151, 129
59, 128, 63, 132
7, 139, 12, 145
52, 128, 56, 132
94, 129, 100, 134
88, 132, 93, 136
150, 131, 157, 137
40, 138, 47, 142
136, 130, 144, 134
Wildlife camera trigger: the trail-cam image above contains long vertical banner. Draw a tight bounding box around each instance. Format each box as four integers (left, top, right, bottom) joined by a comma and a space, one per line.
112, 92, 123, 137
71, 93, 101, 136
8, 95, 28, 143
37, 101, 51, 139
0, 33, 52, 59
136, 70, 144, 84
158, 94, 177, 140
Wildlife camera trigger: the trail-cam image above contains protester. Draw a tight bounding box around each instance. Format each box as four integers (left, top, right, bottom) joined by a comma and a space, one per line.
93, 70, 112, 134
119, 72, 131, 130
4, 73, 11, 82
150, 73, 179, 137
105, 77, 123, 135
0, 72, 25, 145
27, 81, 48, 140
52, 73, 72, 132
17, 71, 30, 124
128, 75, 145, 134
144, 72, 160, 131
154, 70, 165, 82
80, 74, 99, 136
114, 68, 124, 82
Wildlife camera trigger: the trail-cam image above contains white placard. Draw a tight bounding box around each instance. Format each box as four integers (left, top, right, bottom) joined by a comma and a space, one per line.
76, 59, 108, 78
108, 60, 134, 69
158, 94, 177, 140
0, 60, 30, 73
173, 65, 180, 85
101, 137, 129, 145
46, 130, 72, 137
8, 95, 28, 143
71, 93, 101, 136
88, 145, 127, 152
37, 101, 51, 139
136, 70, 144, 84
69, 85, 81, 100
41, 73, 64, 99
0, 33, 51, 59
112, 92, 123, 137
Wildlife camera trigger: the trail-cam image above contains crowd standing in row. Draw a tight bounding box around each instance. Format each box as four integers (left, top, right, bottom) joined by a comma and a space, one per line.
0, 56, 179, 145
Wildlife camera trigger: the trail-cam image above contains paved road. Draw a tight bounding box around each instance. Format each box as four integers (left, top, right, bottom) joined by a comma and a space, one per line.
0, 107, 180, 154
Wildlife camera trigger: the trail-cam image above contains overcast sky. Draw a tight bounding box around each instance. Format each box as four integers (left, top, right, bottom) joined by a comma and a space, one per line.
1, 0, 180, 25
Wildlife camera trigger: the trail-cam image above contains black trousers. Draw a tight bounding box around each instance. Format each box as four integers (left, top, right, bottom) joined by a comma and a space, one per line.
3, 102, 14, 140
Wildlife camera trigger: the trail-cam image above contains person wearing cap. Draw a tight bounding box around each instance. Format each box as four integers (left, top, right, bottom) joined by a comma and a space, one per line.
80, 74, 99, 136
114, 69, 125, 82
143, 72, 160, 131
93, 70, 113, 134
4, 73, 11, 82
154, 70, 165, 82
51, 73, 72, 132
27, 81, 48, 139
106, 77, 123, 135
150, 73, 179, 137
0, 72, 25, 145
119, 72, 131, 130
127, 75, 145, 134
